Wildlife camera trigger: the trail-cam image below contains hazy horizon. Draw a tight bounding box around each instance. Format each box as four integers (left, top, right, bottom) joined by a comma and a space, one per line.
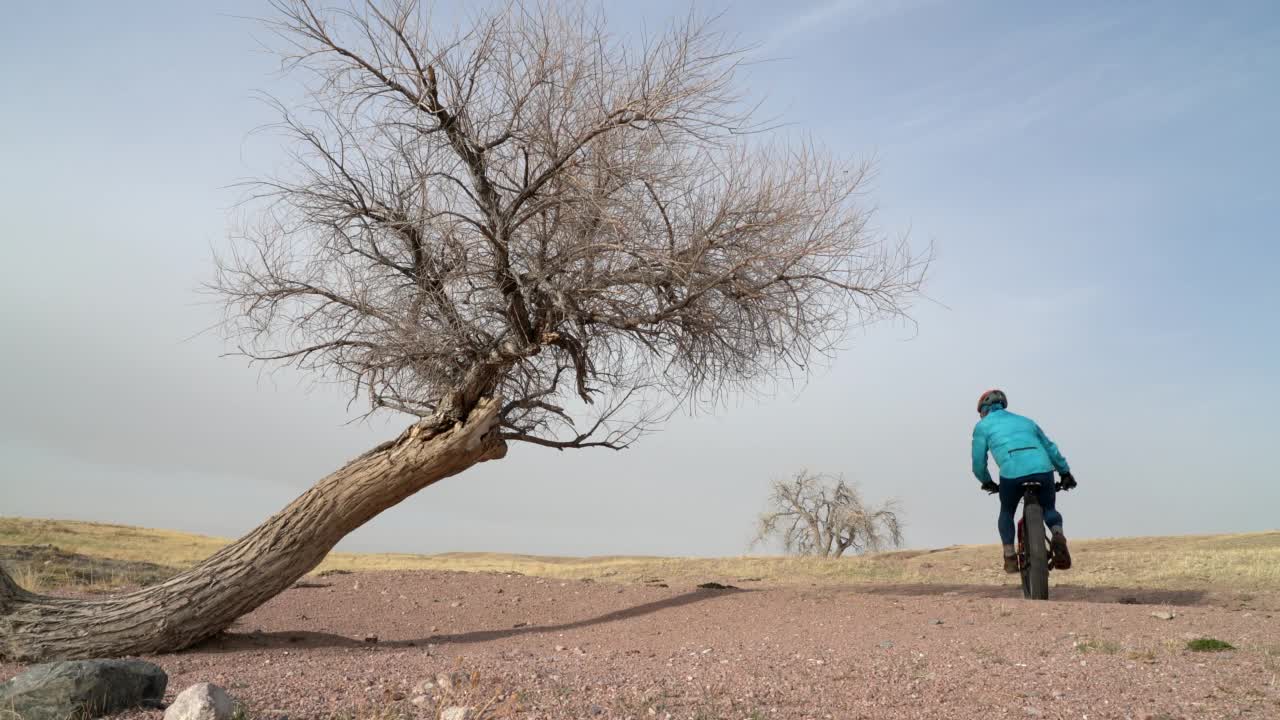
3, 0, 1277, 557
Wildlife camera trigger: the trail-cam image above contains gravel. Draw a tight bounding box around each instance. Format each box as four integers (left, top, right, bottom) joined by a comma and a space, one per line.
4, 570, 1277, 719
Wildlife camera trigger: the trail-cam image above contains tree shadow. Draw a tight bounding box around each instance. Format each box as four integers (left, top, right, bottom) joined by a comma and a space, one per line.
857, 582, 1209, 606
195, 586, 747, 653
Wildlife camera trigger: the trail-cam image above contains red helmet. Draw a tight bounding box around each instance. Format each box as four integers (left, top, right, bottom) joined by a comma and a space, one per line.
977, 389, 1008, 416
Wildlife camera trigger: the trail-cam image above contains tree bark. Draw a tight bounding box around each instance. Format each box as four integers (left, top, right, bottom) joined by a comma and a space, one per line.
0, 397, 507, 663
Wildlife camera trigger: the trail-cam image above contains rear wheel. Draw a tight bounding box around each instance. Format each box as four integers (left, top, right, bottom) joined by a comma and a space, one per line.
1022, 502, 1050, 600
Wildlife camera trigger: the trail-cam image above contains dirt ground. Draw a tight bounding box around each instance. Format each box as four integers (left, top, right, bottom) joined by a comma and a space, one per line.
4, 570, 1279, 720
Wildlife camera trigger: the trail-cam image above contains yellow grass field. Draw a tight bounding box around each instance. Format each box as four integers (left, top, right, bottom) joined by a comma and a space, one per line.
2, 516, 1278, 594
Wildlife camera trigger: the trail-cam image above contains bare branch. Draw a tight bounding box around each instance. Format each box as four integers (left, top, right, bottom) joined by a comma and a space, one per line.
214, 0, 926, 448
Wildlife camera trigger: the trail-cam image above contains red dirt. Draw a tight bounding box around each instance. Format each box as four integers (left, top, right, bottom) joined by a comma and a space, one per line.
5, 571, 1278, 719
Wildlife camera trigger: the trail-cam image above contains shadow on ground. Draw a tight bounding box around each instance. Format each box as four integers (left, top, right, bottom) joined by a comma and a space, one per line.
198, 586, 747, 653
192, 580, 1263, 656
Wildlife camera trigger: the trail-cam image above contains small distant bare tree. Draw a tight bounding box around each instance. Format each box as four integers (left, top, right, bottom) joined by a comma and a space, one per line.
1, 0, 925, 661
755, 471, 904, 557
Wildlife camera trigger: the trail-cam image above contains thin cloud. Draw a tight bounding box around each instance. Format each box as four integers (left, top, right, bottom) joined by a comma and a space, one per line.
759, 0, 929, 55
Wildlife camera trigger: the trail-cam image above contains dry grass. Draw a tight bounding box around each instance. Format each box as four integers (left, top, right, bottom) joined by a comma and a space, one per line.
1075, 637, 1123, 655
0, 541, 179, 593
2, 517, 1278, 594
6, 563, 132, 594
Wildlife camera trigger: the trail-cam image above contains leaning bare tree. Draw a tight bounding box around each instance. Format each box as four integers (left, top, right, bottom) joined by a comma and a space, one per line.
0, 0, 924, 662
754, 471, 904, 557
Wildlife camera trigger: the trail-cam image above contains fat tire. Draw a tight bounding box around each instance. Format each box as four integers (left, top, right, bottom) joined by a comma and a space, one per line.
1023, 502, 1050, 600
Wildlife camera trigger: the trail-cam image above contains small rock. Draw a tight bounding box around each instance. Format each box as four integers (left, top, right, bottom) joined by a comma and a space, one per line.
411, 695, 431, 709
412, 678, 435, 696
363, 633, 379, 643
555, 645, 567, 652
1024, 707, 1042, 717
879, 641, 894, 649
590, 704, 605, 715
450, 601, 463, 608
573, 647, 588, 656
1150, 611, 1176, 621
930, 619, 944, 625
0, 659, 168, 720
440, 706, 473, 720
164, 683, 237, 720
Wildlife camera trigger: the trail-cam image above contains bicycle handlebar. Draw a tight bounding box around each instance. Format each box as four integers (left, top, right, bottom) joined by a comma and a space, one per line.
980, 480, 1074, 493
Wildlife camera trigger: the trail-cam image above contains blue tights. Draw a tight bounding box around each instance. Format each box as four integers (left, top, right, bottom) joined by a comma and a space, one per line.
998, 472, 1063, 545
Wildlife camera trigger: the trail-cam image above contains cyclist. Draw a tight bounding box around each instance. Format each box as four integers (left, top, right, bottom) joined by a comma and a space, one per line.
971, 389, 1077, 573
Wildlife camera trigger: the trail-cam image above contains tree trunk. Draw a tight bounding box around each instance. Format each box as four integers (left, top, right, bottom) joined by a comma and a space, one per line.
0, 397, 507, 663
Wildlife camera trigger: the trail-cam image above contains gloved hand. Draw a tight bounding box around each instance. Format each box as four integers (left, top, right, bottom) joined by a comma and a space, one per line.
1059, 472, 1077, 490
980, 481, 999, 495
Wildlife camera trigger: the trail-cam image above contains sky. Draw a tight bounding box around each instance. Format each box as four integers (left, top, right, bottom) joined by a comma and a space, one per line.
1, 0, 1277, 557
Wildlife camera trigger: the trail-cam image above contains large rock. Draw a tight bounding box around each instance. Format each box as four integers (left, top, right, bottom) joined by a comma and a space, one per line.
0, 659, 167, 720
164, 682, 236, 720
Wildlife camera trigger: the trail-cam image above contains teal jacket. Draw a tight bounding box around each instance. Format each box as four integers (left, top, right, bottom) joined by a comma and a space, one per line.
971, 408, 1070, 484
